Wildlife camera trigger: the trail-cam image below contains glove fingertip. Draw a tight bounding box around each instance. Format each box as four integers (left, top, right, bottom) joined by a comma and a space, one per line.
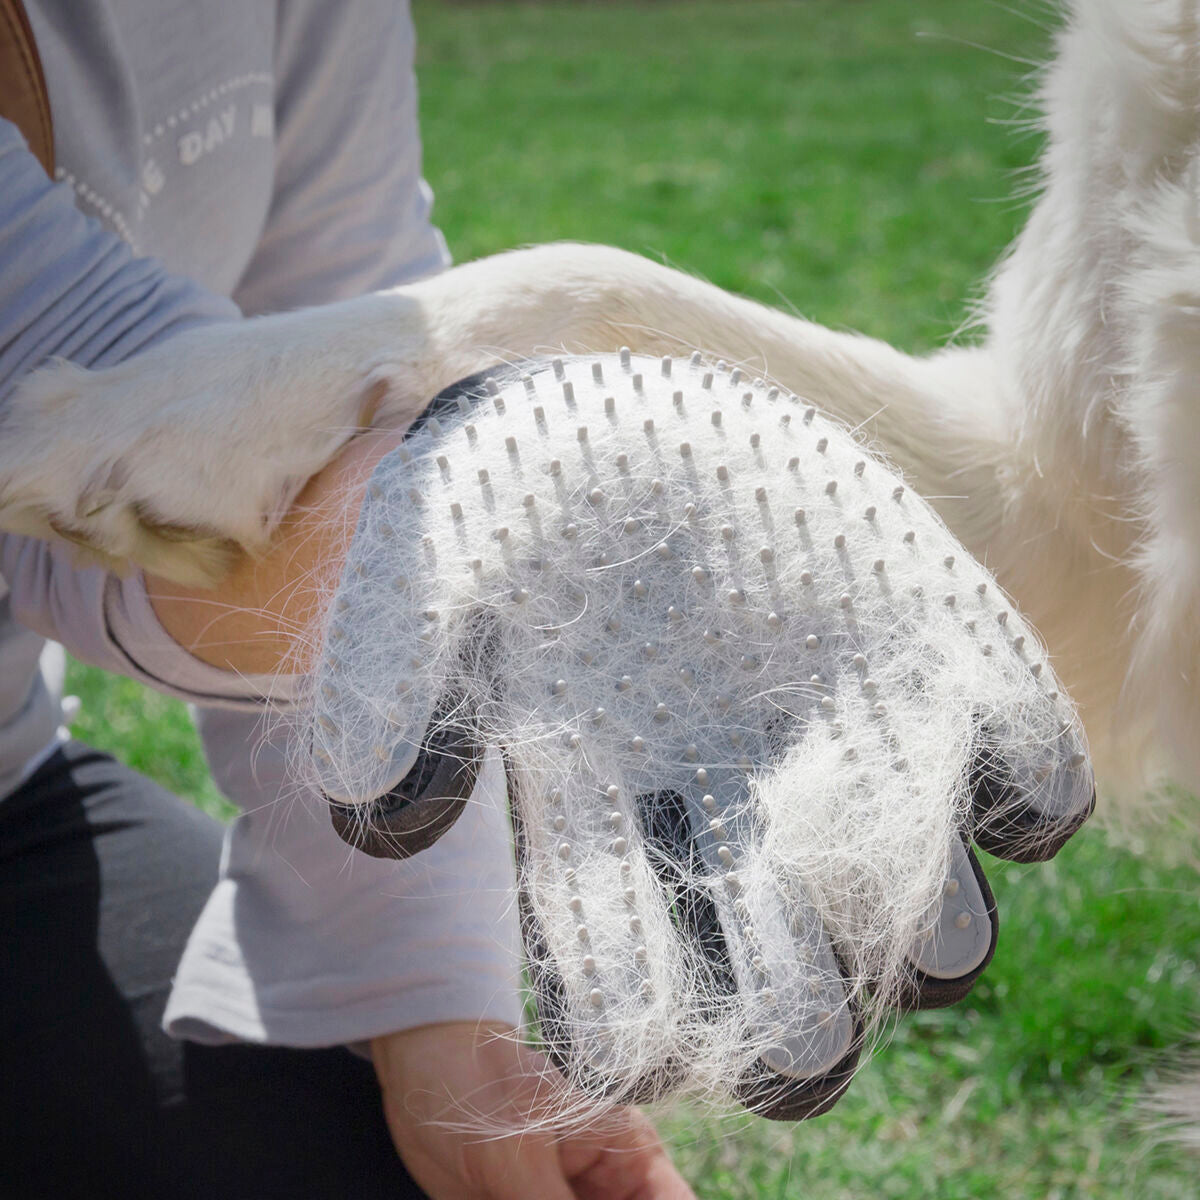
733, 1017, 863, 1121
326, 721, 481, 859
970, 755, 1095, 863
899, 842, 998, 1011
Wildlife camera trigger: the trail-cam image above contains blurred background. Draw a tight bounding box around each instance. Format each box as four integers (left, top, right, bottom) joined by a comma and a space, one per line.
67, 2, 1200, 1196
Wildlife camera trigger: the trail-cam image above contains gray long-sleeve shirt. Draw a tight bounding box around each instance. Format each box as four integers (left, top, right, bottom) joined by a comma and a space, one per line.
0, 0, 523, 1044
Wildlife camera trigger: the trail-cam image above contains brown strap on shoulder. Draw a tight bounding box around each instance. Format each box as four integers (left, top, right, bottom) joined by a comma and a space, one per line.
0, 0, 54, 176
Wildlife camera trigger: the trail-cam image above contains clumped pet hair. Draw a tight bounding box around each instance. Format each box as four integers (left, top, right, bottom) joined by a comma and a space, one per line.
288, 352, 1092, 1124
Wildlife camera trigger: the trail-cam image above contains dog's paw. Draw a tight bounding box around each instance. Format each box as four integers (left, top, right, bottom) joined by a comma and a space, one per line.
0, 358, 249, 584
0, 314, 414, 584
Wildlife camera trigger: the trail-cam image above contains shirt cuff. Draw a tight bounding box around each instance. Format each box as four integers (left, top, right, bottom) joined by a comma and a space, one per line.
103, 569, 291, 707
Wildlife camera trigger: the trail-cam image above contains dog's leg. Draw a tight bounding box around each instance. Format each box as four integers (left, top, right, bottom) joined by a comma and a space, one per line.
0, 244, 1003, 593
975, 0, 1200, 790
5, 2, 1194, 794
6, 0, 1192, 792
0, 289, 453, 585
0, 237, 1117, 784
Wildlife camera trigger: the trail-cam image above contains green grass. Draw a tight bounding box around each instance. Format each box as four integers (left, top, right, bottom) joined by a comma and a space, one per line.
65, 2, 1200, 1195
416, 0, 1044, 352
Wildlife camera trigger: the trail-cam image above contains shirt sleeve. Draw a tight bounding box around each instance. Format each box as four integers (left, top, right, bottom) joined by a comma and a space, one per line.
0, 117, 240, 394
231, 0, 449, 314
164, 709, 524, 1045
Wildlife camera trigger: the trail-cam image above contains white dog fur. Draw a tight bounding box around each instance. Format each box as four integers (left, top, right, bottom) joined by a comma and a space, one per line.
0, 0, 1194, 1128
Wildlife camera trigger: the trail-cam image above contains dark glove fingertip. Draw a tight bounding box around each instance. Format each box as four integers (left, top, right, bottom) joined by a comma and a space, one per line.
733, 1023, 863, 1121
898, 844, 998, 1011
326, 724, 480, 860
328, 792, 467, 860
970, 759, 1095, 863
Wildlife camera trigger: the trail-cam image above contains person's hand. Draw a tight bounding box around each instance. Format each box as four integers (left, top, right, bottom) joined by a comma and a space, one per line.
372, 1022, 696, 1200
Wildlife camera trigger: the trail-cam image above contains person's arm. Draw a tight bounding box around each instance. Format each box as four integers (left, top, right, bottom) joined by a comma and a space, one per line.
0, 3, 524, 1045
0, 121, 239, 393
0, 116, 271, 703
146, 420, 403, 674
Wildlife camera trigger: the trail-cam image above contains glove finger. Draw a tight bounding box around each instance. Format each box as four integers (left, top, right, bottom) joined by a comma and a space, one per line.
327, 702, 481, 860
970, 736, 1095, 863
317, 370, 530, 849
310, 493, 445, 803
873, 484, 1095, 864
507, 759, 689, 1106
637, 775, 862, 1122
898, 836, 998, 1010
308, 376, 509, 824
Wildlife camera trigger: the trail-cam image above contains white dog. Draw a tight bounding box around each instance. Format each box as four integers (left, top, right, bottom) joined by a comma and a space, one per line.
0, 0, 1195, 1126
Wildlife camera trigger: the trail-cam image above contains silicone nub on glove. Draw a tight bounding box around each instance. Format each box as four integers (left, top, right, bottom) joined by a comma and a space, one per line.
296, 352, 1094, 1119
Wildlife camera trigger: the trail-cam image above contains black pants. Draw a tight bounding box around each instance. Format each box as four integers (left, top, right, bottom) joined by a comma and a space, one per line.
0, 742, 427, 1200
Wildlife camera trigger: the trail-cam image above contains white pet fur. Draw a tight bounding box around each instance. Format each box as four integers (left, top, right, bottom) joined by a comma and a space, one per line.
0, 0, 1194, 1128
301, 352, 1090, 1112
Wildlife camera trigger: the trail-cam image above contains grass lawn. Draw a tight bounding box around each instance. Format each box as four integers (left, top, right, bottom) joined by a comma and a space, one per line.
65, 2, 1200, 1196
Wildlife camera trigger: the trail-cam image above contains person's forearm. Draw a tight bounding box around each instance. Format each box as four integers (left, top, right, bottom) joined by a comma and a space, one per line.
147, 423, 410, 674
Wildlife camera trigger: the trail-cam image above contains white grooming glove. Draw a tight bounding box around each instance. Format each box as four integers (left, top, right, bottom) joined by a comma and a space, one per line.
297, 352, 1093, 1119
